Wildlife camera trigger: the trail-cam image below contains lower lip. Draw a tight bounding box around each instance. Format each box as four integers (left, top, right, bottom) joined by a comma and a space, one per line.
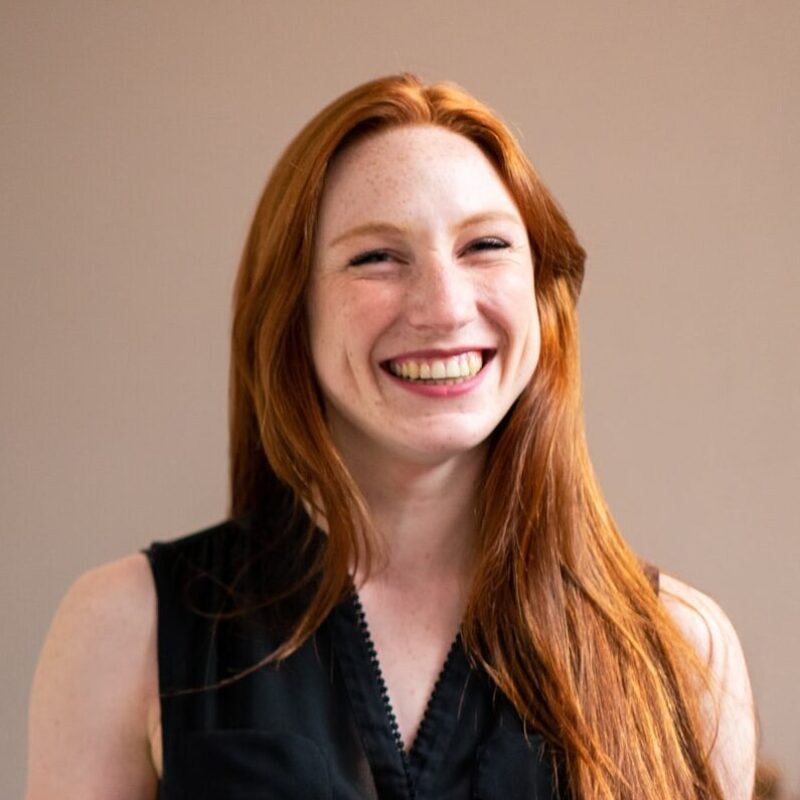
382, 361, 491, 397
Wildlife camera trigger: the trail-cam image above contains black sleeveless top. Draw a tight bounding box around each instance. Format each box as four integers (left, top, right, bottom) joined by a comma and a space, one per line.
145, 504, 659, 800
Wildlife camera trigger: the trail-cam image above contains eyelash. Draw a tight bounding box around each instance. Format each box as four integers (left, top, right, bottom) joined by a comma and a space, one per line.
347, 237, 510, 267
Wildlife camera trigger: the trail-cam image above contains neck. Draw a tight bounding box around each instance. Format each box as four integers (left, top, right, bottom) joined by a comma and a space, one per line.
335, 438, 486, 591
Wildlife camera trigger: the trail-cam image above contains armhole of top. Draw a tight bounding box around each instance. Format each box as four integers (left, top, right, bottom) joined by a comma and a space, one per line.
141, 543, 171, 701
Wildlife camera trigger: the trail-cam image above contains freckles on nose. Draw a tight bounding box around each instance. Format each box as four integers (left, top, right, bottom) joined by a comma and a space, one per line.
406, 266, 475, 325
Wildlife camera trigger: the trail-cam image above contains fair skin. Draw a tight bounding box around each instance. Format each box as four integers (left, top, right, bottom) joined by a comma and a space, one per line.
306, 125, 541, 748
26, 125, 756, 799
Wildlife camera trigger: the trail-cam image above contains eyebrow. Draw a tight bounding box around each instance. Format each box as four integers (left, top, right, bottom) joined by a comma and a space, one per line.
326, 210, 523, 249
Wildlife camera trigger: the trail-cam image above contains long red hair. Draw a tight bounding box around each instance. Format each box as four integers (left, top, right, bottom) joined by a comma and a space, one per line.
229, 73, 722, 799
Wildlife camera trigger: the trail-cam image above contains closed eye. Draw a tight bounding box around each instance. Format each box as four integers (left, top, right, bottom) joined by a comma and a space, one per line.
465, 237, 510, 253
348, 249, 394, 267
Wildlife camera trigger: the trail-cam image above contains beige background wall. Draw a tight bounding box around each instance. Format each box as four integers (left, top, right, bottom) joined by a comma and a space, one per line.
3, 1, 798, 796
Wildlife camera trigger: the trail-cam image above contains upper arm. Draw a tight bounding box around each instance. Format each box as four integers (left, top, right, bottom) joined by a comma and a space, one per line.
659, 572, 757, 800
26, 553, 160, 800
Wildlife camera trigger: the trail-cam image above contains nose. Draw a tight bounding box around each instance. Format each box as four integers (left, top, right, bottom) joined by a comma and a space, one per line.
403, 251, 476, 333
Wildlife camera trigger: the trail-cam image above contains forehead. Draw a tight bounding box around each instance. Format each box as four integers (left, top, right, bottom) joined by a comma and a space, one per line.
316, 125, 522, 241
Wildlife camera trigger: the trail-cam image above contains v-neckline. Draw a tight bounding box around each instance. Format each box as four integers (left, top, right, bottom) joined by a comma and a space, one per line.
351, 590, 462, 758
332, 589, 470, 800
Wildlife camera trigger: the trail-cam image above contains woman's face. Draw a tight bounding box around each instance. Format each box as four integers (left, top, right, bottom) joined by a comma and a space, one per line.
308, 124, 539, 467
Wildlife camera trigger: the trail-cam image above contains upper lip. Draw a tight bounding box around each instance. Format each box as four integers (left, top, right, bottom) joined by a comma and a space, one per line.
382, 346, 495, 361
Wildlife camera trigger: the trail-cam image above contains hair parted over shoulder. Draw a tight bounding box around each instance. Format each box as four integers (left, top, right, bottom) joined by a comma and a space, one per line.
229, 74, 723, 799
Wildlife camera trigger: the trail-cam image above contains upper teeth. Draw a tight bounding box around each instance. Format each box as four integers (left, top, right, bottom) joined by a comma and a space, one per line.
388, 351, 484, 381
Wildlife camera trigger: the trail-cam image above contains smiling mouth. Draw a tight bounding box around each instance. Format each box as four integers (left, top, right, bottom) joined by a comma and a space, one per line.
381, 349, 495, 384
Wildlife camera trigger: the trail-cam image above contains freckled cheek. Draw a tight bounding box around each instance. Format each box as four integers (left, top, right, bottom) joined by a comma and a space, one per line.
479, 273, 538, 342
313, 287, 398, 373
508, 271, 538, 332
308, 299, 347, 374
348, 289, 401, 343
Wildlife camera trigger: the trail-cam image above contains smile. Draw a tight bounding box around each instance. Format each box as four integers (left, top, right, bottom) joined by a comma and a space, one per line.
382, 349, 492, 384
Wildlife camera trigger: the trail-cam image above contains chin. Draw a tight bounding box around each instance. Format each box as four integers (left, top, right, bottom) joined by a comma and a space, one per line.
381, 428, 494, 465
327, 406, 499, 467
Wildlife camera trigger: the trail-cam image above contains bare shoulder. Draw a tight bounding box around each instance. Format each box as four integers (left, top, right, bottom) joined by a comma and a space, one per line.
659, 572, 757, 799
51, 552, 156, 634
26, 553, 159, 800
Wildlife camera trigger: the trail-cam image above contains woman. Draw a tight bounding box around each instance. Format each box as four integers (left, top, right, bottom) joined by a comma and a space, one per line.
26, 74, 756, 799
